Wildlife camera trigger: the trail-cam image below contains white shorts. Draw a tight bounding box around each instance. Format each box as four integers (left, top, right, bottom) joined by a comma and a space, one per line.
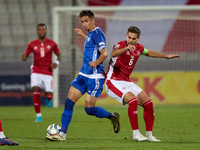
105, 79, 142, 105
31, 73, 54, 92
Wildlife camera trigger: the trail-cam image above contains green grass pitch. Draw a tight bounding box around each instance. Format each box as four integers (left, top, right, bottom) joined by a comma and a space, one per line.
0, 105, 199, 150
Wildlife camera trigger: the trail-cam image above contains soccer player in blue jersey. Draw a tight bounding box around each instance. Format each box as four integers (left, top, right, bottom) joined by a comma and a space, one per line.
46, 10, 120, 141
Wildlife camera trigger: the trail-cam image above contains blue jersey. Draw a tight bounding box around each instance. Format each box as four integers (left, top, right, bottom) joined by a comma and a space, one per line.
80, 27, 106, 75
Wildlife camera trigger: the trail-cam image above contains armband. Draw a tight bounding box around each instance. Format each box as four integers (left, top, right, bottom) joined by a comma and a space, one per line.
55, 60, 59, 65
141, 48, 148, 55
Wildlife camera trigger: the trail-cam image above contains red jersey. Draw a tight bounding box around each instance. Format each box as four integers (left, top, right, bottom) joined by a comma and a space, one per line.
25, 38, 60, 75
106, 40, 145, 81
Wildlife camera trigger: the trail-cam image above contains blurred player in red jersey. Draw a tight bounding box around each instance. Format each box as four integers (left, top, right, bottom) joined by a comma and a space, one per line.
22, 23, 61, 122
105, 26, 180, 142
0, 120, 18, 146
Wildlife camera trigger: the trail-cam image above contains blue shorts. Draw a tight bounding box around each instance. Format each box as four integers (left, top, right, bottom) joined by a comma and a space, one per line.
71, 74, 105, 98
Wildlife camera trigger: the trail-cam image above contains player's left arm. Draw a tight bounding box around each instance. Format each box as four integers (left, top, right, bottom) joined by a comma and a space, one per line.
51, 52, 62, 69
89, 48, 107, 68
145, 49, 180, 59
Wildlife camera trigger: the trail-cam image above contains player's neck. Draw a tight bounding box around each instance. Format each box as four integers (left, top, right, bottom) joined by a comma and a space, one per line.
88, 25, 96, 33
38, 37, 46, 43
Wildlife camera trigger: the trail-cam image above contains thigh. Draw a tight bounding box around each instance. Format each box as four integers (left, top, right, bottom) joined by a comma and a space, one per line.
87, 78, 104, 98
105, 79, 142, 105
42, 74, 54, 92
68, 86, 83, 103
85, 94, 98, 107
105, 79, 124, 105
137, 91, 150, 106
71, 75, 87, 95
31, 73, 43, 89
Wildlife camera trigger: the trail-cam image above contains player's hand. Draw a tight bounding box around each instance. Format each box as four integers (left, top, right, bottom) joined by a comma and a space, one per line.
125, 45, 135, 52
51, 63, 57, 69
89, 61, 97, 68
74, 28, 87, 39
166, 54, 180, 59
21, 53, 28, 61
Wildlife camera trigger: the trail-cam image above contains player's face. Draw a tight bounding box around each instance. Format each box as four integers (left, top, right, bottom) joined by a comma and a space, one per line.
81, 16, 95, 32
126, 32, 140, 46
37, 25, 47, 39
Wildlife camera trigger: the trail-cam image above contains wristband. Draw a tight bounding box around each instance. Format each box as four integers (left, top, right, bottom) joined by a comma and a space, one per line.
55, 60, 59, 65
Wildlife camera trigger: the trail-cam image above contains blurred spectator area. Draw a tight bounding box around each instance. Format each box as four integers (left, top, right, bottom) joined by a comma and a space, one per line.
0, 0, 74, 62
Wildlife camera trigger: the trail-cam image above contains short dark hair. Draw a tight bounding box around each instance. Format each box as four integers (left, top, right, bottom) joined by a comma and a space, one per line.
37, 23, 47, 30
79, 10, 94, 19
127, 26, 141, 38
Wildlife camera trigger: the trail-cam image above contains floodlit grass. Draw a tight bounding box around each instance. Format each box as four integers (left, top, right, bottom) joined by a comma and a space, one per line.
0, 105, 199, 150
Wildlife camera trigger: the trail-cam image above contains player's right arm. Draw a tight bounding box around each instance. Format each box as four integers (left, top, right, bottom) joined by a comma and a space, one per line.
21, 53, 29, 61
22, 42, 32, 61
111, 45, 135, 57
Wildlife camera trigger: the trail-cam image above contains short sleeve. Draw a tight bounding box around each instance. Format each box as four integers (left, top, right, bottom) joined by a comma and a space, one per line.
92, 29, 106, 51
25, 42, 33, 56
53, 42, 60, 54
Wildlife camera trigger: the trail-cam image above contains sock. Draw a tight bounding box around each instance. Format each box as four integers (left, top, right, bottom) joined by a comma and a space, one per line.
0, 120, 5, 138
61, 98, 75, 134
0, 132, 5, 138
33, 91, 41, 113
59, 131, 66, 138
85, 106, 113, 118
0, 120, 2, 132
36, 113, 42, 117
133, 129, 140, 136
46, 94, 53, 100
146, 131, 152, 137
128, 98, 138, 130
143, 99, 155, 132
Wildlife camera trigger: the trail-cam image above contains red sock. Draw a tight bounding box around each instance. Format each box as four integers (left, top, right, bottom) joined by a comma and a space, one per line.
33, 92, 41, 113
46, 94, 53, 100
128, 98, 139, 130
0, 120, 3, 131
143, 100, 155, 131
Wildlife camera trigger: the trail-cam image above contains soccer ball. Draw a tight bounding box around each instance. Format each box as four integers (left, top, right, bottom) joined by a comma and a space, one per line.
46, 124, 61, 136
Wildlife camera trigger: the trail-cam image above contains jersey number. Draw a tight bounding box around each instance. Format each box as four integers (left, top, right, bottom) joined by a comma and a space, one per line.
40, 47, 45, 57
129, 56, 134, 66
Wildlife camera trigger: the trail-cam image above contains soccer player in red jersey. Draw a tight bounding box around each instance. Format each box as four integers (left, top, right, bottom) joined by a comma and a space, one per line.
0, 120, 18, 146
21, 23, 61, 122
105, 26, 180, 142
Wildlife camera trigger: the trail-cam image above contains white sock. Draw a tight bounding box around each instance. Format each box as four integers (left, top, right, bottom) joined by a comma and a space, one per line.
133, 129, 140, 136
0, 131, 6, 138
146, 131, 152, 137
59, 131, 66, 138
36, 113, 42, 117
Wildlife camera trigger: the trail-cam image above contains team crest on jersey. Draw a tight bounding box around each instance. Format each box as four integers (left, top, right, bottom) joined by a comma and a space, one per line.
47, 45, 51, 49
34, 46, 38, 50
87, 38, 90, 42
127, 51, 130, 55
137, 51, 140, 56
114, 44, 120, 48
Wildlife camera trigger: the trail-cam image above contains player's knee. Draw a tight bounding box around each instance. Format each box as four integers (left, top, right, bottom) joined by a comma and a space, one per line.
65, 98, 75, 111
85, 107, 98, 116
143, 99, 154, 111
